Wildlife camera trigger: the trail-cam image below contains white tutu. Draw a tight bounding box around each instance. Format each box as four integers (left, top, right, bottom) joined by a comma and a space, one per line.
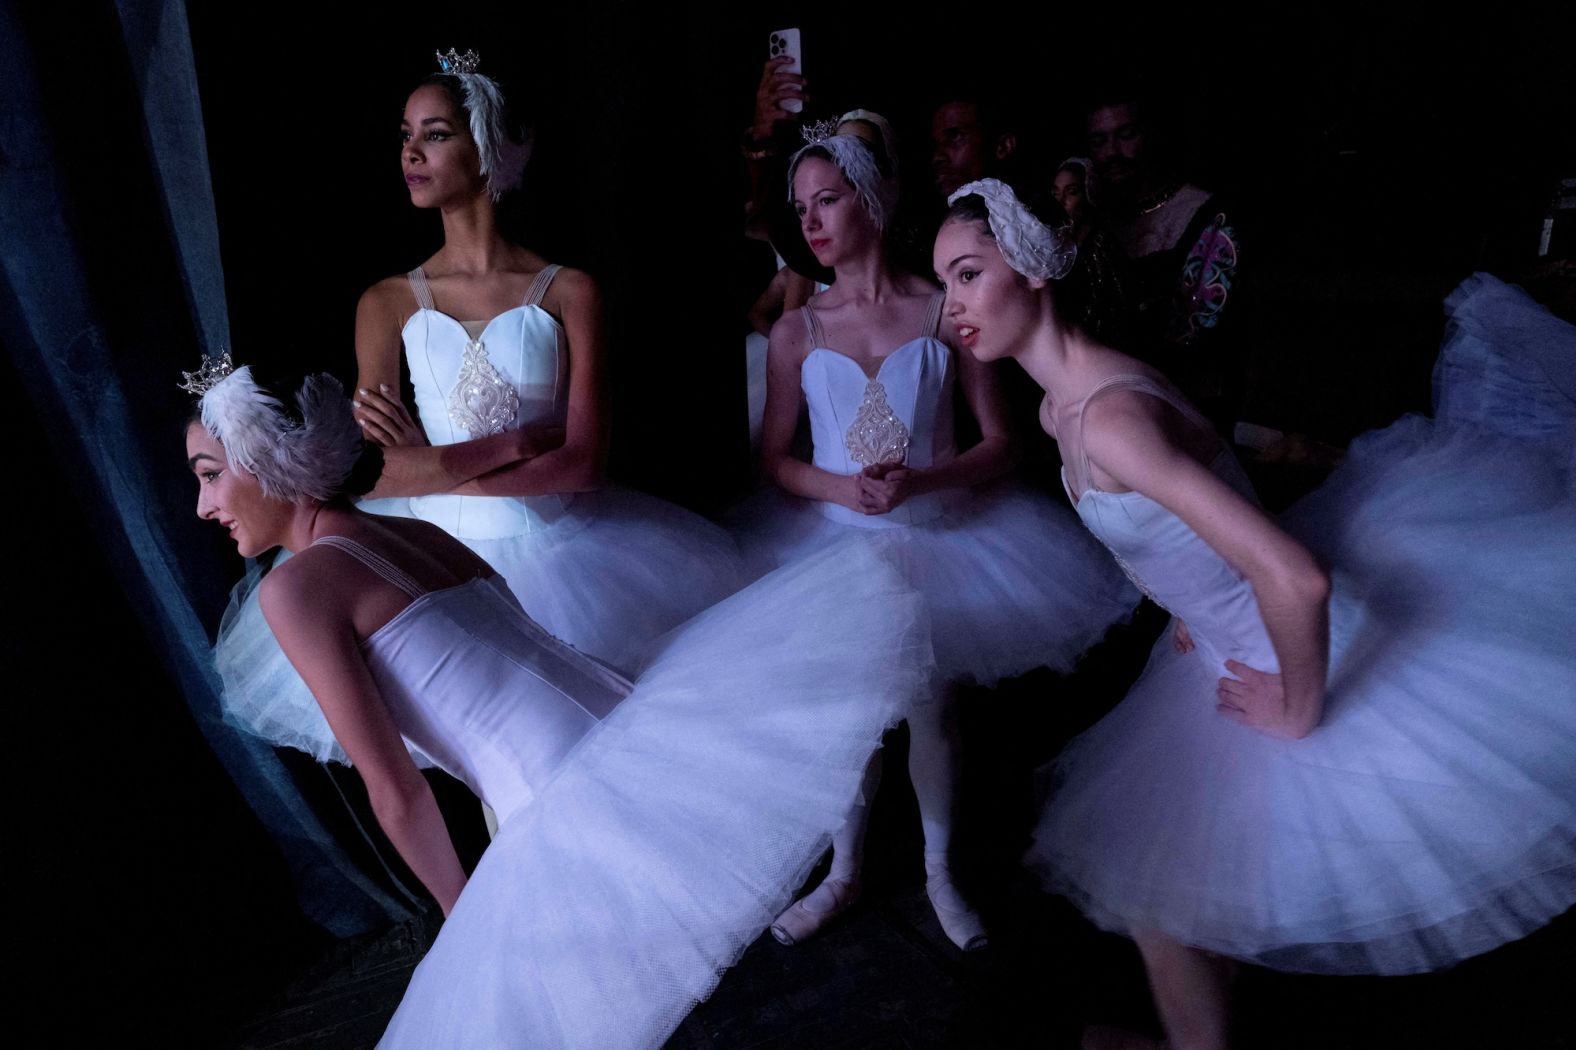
734, 480, 1137, 685
746, 329, 770, 449
378, 541, 933, 1049
214, 487, 744, 764
1432, 272, 1576, 445
1030, 275, 1576, 975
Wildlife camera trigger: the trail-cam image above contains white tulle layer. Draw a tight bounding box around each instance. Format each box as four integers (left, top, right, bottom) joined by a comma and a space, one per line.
1432, 272, 1576, 445
214, 487, 745, 764
378, 542, 932, 1049
733, 480, 1137, 685
1030, 417, 1576, 974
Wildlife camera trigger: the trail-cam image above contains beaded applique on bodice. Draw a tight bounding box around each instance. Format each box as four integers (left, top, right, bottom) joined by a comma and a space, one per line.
845, 378, 911, 467
799, 294, 956, 528
403, 264, 567, 443
449, 337, 521, 439
399, 264, 573, 539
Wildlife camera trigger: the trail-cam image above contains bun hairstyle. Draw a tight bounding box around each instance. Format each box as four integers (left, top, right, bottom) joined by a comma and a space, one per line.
182, 354, 382, 503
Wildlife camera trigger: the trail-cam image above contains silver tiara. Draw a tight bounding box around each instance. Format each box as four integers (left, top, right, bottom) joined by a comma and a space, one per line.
436, 48, 482, 75
799, 118, 841, 146
177, 350, 235, 396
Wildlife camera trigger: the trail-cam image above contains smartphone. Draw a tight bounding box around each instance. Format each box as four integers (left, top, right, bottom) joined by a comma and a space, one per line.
768, 28, 804, 114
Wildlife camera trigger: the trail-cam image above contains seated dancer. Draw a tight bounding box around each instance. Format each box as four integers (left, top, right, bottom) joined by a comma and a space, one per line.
737, 124, 1136, 950
936, 179, 1576, 1048
216, 50, 743, 763
183, 357, 931, 1049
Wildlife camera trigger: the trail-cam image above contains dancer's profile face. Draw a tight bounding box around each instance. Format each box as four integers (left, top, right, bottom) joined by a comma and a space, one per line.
401, 84, 486, 208
792, 155, 876, 267
933, 218, 1036, 363
187, 423, 291, 557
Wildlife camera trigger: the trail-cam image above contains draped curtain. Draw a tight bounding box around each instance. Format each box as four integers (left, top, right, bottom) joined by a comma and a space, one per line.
0, 0, 409, 935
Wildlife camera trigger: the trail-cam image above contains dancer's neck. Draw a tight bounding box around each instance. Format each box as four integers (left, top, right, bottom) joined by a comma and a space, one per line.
831, 248, 906, 304
436, 199, 511, 273
279, 502, 342, 555
1016, 305, 1097, 408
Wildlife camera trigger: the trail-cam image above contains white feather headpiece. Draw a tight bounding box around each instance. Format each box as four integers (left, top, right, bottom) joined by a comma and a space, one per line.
197, 364, 364, 504
949, 178, 1078, 281
436, 48, 531, 201
788, 123, 900, 232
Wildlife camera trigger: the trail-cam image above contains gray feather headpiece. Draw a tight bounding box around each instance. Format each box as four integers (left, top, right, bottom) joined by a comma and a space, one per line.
435, 48, 532, 201
186, 355, 363, 504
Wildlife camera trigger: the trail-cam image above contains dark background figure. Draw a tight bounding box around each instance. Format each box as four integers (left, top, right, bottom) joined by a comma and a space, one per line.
6, 3, 1574, 1047
1083, 88, 1245, 431
1050, 156, 1136, 357
929, 93, 1021, 200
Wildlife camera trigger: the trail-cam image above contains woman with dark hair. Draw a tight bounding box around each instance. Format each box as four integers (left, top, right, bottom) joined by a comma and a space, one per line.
935, 179, 1576, 1048
215, 51, 745, 764
184, 357, 930, 1048
738, 127, 1135, 950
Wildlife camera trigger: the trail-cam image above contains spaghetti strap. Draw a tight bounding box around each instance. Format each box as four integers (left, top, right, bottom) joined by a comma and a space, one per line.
1070, 374, 1220, 501
524, 264, 563, 308
920, 292, 945, 341
310, 536, 427, 599
407, 267, 436, 311
799, 305, 828, 349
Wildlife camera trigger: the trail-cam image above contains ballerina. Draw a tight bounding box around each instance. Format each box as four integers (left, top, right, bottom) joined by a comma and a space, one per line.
935, 178, 1576, 1048
738, 125, 1135, 950
216, 50, 744, 764
183, 356, 930, 1048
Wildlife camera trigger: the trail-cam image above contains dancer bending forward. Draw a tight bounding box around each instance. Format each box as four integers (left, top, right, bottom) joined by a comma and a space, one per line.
936, 179, 1576, 1048
184, 359, 930, 1048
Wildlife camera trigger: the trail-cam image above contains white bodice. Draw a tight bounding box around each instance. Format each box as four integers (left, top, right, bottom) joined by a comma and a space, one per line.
322, 537, 631, 828
799, 296, 958, 528
400, 265, 573, 539
1064, 376, 1276, 673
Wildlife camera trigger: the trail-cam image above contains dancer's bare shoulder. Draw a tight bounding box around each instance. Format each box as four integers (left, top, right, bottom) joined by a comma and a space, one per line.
357, 274, 420, 329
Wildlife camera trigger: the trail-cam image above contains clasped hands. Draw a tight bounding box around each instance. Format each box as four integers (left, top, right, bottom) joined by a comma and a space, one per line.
848, 461, 925, 516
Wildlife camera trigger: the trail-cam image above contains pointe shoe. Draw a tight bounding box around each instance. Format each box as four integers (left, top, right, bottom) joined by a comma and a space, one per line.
770, 876, 861, 946
925, 866, 988, 952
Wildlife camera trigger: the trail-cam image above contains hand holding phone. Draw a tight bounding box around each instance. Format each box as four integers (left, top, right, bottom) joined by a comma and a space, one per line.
767, 29, 804, 115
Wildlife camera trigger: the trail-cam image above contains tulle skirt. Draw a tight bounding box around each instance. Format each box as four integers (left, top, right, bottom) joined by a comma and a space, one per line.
379, 541, 933, 1048
1030, 416, 1576, 974
733, 480, 1137, 685
215, 487, 745, 764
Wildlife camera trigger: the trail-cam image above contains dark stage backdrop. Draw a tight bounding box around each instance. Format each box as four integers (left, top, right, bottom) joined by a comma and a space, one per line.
6, 2, 1572, 1044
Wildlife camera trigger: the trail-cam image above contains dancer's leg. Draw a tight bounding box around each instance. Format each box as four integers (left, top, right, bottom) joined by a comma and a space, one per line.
1133, 928, 1233, 1050
910, 687, 987, 950
770, 751, 881, 944
909, 687, 960, 852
